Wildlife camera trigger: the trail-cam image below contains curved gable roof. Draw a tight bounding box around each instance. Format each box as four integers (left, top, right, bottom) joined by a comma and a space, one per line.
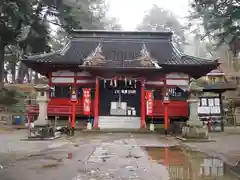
22, 30, 219, 78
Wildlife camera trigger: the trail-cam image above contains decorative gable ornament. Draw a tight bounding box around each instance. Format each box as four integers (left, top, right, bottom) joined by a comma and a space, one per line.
83, 42, 107, 66
136, 44, 162, 68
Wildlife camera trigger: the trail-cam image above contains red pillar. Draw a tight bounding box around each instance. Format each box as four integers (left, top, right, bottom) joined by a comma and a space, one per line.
164, 104, 169, 132
71, 102, 76, 128
141, 78, 146, 128
163, 79, 169, 135
94, 76, 99, 128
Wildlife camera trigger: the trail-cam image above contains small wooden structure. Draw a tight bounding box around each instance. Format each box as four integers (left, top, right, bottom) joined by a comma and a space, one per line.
199, 82, 236, 131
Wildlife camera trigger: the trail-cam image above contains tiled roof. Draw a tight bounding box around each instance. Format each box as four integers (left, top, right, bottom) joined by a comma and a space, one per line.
166, 44, 217, 65
25, 38, 172, 67
207, 67, 225, 76
203, 81, 236, 92
23, 30, 218, 68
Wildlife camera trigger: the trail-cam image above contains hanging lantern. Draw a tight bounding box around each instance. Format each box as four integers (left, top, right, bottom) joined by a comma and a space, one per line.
129, 79, 132, 86
110, 79, 113, 86
134, 79, 137, 88
124, 77, 127, 87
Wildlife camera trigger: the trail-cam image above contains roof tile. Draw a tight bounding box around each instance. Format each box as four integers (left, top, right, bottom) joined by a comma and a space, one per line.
23, 31, 218, 68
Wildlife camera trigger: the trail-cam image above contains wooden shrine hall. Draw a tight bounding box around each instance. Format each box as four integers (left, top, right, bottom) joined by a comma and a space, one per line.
23, 30, 219, 130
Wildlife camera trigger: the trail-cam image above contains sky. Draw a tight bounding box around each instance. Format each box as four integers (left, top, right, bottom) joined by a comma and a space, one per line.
106, 0, 191, 30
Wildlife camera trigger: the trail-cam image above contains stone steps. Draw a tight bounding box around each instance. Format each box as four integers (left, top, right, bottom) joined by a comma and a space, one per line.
98, 116, 141, 129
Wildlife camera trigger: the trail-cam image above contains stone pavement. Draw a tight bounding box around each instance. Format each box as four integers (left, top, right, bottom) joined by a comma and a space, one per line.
0, 132, 179, 180
74, 134, 172, 180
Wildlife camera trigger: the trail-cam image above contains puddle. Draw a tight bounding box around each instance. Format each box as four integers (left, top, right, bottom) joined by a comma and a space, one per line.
144, 146, 240, 180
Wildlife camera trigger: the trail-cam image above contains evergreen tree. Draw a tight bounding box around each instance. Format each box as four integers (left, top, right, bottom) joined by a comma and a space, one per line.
190, 0, 240, 46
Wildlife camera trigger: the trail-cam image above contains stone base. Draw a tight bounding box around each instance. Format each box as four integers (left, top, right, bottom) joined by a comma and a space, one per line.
34, 119, 49, 127
186, 119, 203, 127
26, 134, 61, 141
182, 125, 208, 139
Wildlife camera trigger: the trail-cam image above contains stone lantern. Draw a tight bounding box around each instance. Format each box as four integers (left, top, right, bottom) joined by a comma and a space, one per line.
182, 78, 208, 139
33, 84, 50, 127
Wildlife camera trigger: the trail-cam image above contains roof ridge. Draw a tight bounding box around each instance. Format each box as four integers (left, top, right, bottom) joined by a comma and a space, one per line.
70, 29, 173, 37
71, 37, 170, 42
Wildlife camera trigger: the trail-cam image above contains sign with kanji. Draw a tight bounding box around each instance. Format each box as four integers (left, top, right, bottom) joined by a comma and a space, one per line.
145, 90, 153, 116
83, 88, 91, 115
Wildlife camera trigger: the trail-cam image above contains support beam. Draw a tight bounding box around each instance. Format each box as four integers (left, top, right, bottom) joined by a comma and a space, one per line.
141, 78, 146, 128
94, 76, 99, 128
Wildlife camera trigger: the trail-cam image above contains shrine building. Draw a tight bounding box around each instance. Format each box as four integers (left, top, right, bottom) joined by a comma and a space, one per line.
23, 30, 219, 130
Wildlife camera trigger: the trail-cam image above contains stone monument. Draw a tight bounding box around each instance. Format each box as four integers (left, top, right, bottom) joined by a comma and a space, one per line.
33, 84, 50, 127
182, 78, 208, 139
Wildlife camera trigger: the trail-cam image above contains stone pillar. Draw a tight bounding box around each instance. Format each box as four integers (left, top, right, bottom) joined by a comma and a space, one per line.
234, 107, 240, 125
182, 79, 208, 139
33, 84, 50, 127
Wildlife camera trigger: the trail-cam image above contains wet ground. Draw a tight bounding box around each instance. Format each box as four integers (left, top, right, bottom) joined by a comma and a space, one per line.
145, 146, 240, 180
0, 131, 239, 180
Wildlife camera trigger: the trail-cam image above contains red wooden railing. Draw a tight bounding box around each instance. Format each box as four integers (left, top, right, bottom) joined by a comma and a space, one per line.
28, 99, 188, 118
28, 98, 95, 116
152, 100, 189, 118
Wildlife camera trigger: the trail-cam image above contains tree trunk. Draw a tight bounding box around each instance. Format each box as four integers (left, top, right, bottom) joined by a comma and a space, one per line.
17, 62, 28, 83
29, 69, 33, 83
10, 62, 16, 83
34, 72, 39, 84
4, 70, 8, 83
0, 42, 5, 89
26, 68, 30, 83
